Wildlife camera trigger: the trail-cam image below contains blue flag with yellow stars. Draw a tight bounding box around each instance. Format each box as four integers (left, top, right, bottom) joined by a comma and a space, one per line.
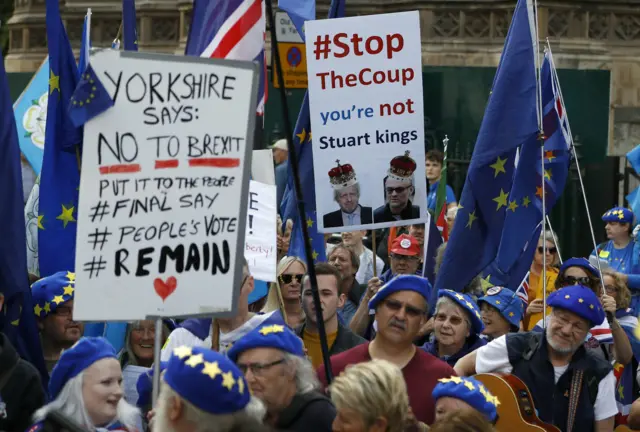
123, 0, 139, 51
39, 0, 83, 277
435, 0, 538, 293
68, 64, 114, 127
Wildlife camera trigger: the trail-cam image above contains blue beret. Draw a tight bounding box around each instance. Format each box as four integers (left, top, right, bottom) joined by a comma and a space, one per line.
547, 285, 605, 327
49, 337, 117, 399
136, 362, 168, 408
478, 287, 525, 328
438, 290, 485, 334
432, 376, 499, 422
368, 275, 431, 311
602, 207, 634, 224
227, 323, 304, 362
560, 257, 600, 279
165, 346, 249, 414
31, 271, 75, 318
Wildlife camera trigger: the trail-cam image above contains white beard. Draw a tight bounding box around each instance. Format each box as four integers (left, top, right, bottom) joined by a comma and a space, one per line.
152, 404, 177, 432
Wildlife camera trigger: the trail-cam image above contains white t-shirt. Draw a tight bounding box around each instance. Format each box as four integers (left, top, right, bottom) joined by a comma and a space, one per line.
160, 312, 278, 361
475, 335, 618, 421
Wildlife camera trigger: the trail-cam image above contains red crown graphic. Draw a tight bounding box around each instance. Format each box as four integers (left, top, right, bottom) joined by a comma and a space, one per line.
328, 160, 357, 190
388, 151, 416, 183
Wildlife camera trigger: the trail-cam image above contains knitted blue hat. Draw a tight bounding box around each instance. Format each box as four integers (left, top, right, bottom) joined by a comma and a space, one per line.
433, 376, 499, 422
227, 323, 304, 363
31, 271, 75, 318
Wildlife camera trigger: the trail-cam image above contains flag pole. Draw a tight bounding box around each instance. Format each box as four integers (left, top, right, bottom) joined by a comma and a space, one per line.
265, 0, 333, 384
545, 215, 563, 264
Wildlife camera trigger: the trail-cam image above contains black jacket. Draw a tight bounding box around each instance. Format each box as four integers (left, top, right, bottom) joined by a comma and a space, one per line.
274, 391, 335, 432
0, 332, 46, 432
295, 322, 366, 356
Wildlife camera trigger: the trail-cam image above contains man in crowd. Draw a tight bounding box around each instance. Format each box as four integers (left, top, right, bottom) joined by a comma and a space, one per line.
374, 152, 421, 223
318, 275, 455, 425
425, 149, 457, 212
228, 323, 336, 431
327, 244, 364, 325
454, 285, 617, 431
272, 139, 289, 206
341, 230, 385, 284
323, 161, 372, 228
31, 271, 83, 373
296, 262, 365, 368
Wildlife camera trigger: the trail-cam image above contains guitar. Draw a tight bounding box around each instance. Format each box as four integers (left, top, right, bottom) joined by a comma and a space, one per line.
475, 373, 561, 432
615, 426, 635, 431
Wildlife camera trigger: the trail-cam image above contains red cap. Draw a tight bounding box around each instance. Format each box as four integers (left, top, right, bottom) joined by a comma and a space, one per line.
390, 234, 420, 256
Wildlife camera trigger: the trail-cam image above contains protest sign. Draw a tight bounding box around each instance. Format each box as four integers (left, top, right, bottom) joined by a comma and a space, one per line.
305, 11, 428, 233
251, 149, 276, 185
74, 50, 258, 321
245, 180, 277, 282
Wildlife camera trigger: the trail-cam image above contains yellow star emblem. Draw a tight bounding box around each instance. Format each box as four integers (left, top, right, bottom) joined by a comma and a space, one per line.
37, 215, 44, 230
466, 210, 477, 229
306, 217, 314, 228
619, 213, 625, 220
237, 377, 245, 394
545, 150, 556, 162
173, 346, 192, 359
67, 272, 76, 282
544, 169, 552, 180
507, 200, 518, 212
465, 301, 474, 309
438, 377, 452, 383
312, 250, 319, 261
44, 302, 51, 313
578, 298, 584, 303
536, 186, 543, 198
56, 204, 76, 228
63, 285, 75, 296
49, 69, 60, 95
222, 371, 236, 390
491, 395, 501, 406
493, 189, 509, 211
463, 380, 475, 391
480, 275, 493, 292
259, 324, 285, 336
308, 131, 312, 142
454, 293, 464, 300
495, 300, 501, 305
589, 304, 594, 309
619, 384, 624, 400
52, 295, 64, 305
509, 312, 514, 317
202, 361, 222, 379
185, 353, 204, 367
34, 304, 43, 316
522, 196, 531, 207
449, 376, 463, 384
489, 156, 507, 177
296, 128, 307, 143
564, 295, 570, 299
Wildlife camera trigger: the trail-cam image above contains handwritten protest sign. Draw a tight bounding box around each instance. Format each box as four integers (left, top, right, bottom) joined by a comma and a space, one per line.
305, 12, 428, 233
245, 181, 277, 282
74, 50, 258, 321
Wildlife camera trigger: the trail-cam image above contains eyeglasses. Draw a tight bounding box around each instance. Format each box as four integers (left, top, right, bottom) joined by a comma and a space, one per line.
53, 306, 73, 317
390, 253, 419, 262
237, 358, 285, 376
279, 274, 304, 284
562, 276, 591, 286
605, 285, 618, 293
537, 247, 557, 254
386, 186, 408, 195
383, 299, 426, 318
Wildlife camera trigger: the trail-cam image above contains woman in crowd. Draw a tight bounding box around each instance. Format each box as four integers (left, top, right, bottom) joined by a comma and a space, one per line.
422, 290, 486, 367
429, 410, 496, 432
477, 287, 525, 341
29, 337, 141, 431
261, 256, 307, 328
523, 231, 559, 330
329, 359, 412, 432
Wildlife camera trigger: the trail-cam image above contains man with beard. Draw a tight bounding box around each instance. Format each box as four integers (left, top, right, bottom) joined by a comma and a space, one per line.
323, 161, 373, 228
31, 271, 84, 373
374, 152, 420, 223
296, 263, 365, 368
317, 275, 454, 426
454, 285, 617, 431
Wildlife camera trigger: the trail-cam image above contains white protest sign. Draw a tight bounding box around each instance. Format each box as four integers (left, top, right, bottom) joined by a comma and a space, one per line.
251, 149, 275, 185
74, 50, 258, 321
245, 180, 277, 281
305, 12, 428, 233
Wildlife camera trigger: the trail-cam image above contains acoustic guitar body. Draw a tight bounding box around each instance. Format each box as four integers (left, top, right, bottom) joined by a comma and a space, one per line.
475, 373, 561, 432
615, 426, 634, 432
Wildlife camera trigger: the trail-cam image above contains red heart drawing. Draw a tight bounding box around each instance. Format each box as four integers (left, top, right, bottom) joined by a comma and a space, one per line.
154, 276, 177, 301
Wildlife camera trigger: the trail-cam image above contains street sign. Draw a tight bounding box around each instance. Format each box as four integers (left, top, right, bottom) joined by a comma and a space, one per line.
275, 11, 303, 43
273, 12, 306, 89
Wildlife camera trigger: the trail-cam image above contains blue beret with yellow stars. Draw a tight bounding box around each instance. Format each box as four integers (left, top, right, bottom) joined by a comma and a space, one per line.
438, 290, 485, 334
165, 346, 249, 414
478, 286, 525, 328
49, 337, 117, 399
136, 362, 168, 408
31, 271, 75, 318
368, 274, 432, 312
560, 257, 601, 279
432, 376, 499, 422
227, 323, 304, 363
547, 285, 605, 327
602, 207, 634, 224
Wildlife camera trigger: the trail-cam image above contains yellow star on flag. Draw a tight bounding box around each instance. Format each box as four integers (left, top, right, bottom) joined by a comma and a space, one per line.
222, 371, 236, 390
52, 295, 64, 305
34, 304, 43, 316
63, 285, 74, 296
480, 275, 493, 292
312, 250, 319, 261
308, 131, 312, 142
493, 189, 509, 211
619, 384, 625, 400
56, 204, 76, 228
463, 380, 475, 391
202, 361, 222, 379
259, 324, 285, 336
296, 128, 307, 143
49, 69, 60, 95
185, 353, 204, 367
489, 156, 507, 177
173, 346, 192, 359
544, 169, 552, 180
545, 150, 556, 162
522, 196, 531, 208
466, 210, 477, 229
37, 215, 44, 230
507, 200, 518, 212
306, 217, 314, 228
67, 272, 76, 282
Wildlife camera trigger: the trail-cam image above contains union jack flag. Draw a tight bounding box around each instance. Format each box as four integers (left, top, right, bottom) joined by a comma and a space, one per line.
515, 271, 530, 306
186, 0, 267, 115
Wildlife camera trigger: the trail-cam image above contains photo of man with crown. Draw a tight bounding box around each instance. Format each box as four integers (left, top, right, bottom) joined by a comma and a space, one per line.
373, 151, 421, 223
323, 160, 373, 228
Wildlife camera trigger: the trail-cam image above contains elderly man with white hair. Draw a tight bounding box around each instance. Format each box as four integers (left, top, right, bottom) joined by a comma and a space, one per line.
153, 345, 267, 432
228, 323, 336, 431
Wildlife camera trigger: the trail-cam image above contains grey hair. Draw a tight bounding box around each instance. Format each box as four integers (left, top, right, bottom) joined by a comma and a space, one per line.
284, 353, 320, 395
435, 296, 472, 332
333, 183, 360, 202
155, 384, 265, 432
32, 372, 140, 430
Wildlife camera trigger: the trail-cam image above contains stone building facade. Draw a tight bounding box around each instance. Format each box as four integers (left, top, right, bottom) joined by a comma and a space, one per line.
5, 0, 640, 156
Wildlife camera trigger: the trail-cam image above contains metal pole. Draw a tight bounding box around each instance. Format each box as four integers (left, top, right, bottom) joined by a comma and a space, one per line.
152, 318, 163, 406
265, 0, 334, 384
545, 215, 562, 264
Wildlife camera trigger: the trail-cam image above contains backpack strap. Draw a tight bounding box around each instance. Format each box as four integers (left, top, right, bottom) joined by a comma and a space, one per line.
522, 332, 542, 361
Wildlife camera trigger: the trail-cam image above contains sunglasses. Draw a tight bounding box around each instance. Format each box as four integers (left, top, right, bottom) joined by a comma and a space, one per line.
537, 247, 557, 254
383, 299, 426, 318
562, 276, 591, 286
386, 186, 408, 195
279, 274, 304, 284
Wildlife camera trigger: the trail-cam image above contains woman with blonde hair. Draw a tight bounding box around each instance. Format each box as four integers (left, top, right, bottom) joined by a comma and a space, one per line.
329, 359, 416, 432
429, 410, 496, 432
262, 255, 307, 328
523, 230, 560, 330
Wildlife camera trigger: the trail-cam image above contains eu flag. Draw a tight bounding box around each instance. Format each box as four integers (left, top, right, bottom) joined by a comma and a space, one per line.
0, 49, 48, 387
78, 11, 91, 75
39, 0, 83, 277
435, 0, 538, 293
123, 0, 139, 51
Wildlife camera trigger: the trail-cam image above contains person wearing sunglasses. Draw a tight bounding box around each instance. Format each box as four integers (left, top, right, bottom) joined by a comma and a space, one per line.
262, 256, 307, 328
523, 231, 560, 330
422, 290, 486, 368
373, 152, 421, 223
